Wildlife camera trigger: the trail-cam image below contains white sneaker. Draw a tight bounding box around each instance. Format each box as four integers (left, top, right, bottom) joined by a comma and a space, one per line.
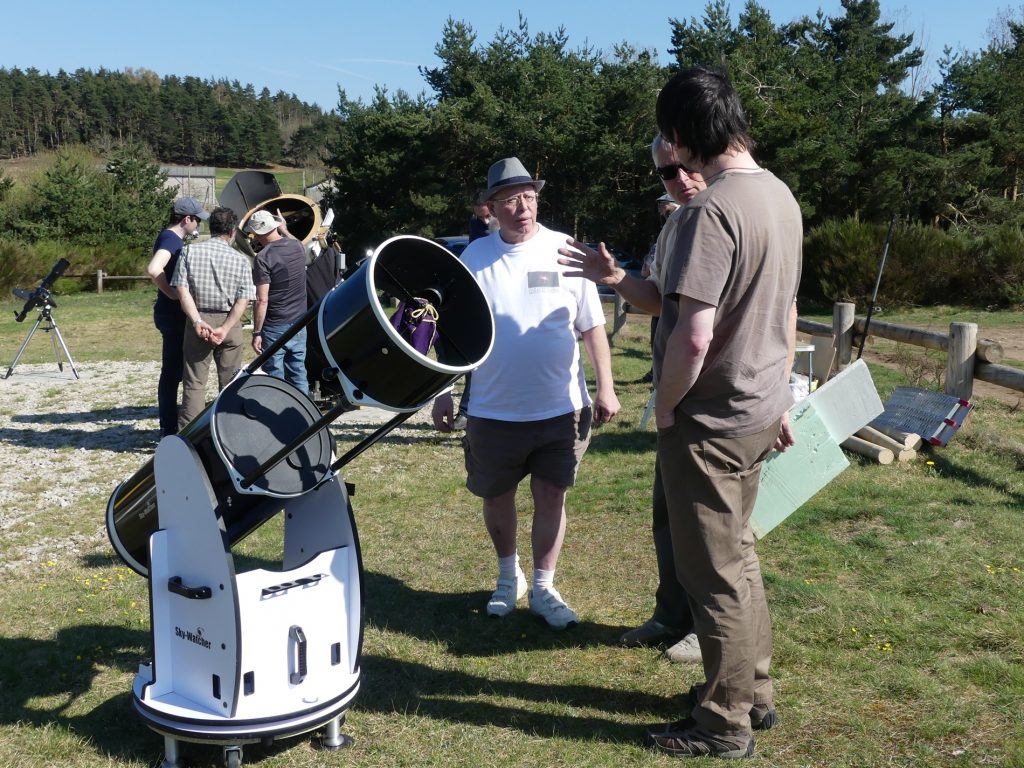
528, 587, 578, 629
663, 632, 702, 663
486, 568, 527, 617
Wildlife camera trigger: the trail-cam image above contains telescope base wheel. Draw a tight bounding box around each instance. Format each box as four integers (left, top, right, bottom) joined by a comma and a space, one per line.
223, 745, 242, 768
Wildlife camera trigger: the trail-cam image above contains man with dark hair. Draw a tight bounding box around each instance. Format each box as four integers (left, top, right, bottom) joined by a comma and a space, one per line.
172, 206, 255, 430
248, 210, 309, 394
146, 196, 209, 437
644, 66, 801, 759
467, 190, 497, 242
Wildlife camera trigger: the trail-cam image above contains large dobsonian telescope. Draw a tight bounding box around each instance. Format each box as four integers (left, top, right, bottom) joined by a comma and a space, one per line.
105, 236, 494, 768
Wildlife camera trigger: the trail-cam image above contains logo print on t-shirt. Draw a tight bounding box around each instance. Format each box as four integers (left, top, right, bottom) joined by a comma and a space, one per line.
528, 271, 560, 293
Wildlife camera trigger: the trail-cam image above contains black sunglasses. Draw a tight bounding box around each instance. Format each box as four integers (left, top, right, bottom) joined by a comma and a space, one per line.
659, 162, 708, 180
656, 163, 687, 180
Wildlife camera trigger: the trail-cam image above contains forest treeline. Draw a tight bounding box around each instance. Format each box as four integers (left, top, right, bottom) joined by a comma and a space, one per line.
0, 66, 333, 168
2, 0, 1023, 306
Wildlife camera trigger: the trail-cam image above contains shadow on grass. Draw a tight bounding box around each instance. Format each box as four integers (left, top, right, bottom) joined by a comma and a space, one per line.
0, 623, 155, 762
358, 653, 672, 744
928, 452, 1024, 507
583, 426, 656, 455
363, 571, 634, 658
0, 603, 673, 761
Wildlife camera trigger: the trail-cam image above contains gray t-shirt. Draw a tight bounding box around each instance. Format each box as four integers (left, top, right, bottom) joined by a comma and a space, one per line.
654, 169, 802, 436
253, 238, 307, 325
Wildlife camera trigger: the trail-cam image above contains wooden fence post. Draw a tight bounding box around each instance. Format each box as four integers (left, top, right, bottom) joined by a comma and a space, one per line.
834, 302, 855, 370
946, 322, 977, 400
96, 270, 104, 294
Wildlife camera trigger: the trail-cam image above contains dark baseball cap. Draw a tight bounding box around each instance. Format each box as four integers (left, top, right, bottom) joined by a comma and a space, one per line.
173, 197, 210, 219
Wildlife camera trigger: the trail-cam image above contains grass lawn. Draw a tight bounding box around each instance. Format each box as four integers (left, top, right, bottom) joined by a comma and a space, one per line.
0, 289, 1022, 767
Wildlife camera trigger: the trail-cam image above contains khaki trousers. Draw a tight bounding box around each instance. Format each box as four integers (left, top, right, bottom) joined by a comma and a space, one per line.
179, 311, 243, 430
657, 415, 779, 739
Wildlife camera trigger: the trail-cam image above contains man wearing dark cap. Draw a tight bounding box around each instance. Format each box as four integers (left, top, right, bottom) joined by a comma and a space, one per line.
432, 157, 620, 630
247, 209, 309, 394
146, 196, 209, 438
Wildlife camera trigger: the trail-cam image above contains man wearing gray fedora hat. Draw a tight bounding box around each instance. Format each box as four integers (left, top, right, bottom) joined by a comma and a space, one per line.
433, 156, 620, 629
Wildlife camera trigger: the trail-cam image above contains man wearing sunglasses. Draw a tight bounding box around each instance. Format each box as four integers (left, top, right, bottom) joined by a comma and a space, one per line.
146, 196, 209, 439
433, 156, 619, 630
558, 134, 706, 666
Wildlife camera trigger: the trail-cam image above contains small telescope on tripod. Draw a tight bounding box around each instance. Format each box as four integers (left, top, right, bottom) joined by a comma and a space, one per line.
105, 235, 494, 768
4, 257, 79, 380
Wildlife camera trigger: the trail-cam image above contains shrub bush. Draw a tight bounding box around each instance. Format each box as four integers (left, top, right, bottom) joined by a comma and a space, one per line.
803, 218, 965, 307
0, 239, 37, 293
958, 224, 1024, 307
0, 239, 148, 296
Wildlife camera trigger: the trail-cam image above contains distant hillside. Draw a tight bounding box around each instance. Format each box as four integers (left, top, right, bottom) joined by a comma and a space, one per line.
0, 67, 339, 169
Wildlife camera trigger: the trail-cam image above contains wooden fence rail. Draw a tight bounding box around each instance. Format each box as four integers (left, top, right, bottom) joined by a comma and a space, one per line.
65, 271, 150, 293
796, 301, 1024, 400
95, 271, 148, 293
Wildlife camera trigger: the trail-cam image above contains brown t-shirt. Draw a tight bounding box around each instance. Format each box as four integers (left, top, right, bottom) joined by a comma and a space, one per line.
654, 169, 802, 436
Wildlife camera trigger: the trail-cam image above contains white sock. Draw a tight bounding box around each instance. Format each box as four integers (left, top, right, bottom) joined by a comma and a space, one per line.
498, 554, 520, 580
533, 568, 555, 593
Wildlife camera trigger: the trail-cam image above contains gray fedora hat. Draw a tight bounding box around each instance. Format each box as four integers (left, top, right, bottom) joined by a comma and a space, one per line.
482, 157, 545, 201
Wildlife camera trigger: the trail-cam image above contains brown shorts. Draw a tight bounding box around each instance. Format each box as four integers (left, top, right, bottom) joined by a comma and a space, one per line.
462, 408, 593, 498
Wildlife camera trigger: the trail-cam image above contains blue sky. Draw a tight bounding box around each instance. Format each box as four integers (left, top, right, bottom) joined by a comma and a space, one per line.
1, 1, 1013, 111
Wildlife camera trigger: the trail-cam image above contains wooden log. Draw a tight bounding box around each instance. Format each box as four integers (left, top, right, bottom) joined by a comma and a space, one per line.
796, 318, 832, 336
975, 362, 1024, 395
853, 317, 946, 351
978, 339, 1004, 364
946, 322, 978, 400
834, 302, 855, 370
867, 421, 923, 450
849, 316, 1002, 363
854, 427, 917, 462
841, 435, 894, 464
811, 335, 837, 384
855, 425, 906, 455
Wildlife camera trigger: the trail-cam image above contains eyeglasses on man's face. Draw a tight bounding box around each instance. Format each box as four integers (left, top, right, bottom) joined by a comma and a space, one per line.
656, 163, 693, 181
492, 192, 539, 209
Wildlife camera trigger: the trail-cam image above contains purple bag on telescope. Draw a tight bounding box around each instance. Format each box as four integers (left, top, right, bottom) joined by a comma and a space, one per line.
390, 297, 439, 355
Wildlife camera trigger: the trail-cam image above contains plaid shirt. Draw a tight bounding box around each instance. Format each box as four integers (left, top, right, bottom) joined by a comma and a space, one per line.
171, 237, 256, 310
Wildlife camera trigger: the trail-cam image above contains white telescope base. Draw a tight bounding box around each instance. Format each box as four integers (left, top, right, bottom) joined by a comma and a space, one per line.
135, 436, 362, 767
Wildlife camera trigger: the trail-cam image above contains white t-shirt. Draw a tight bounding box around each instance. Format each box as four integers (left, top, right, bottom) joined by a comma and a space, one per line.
461, 224, 605, 421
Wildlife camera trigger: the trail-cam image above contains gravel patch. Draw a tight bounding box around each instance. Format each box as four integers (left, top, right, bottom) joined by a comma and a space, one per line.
0, 362, 437, 572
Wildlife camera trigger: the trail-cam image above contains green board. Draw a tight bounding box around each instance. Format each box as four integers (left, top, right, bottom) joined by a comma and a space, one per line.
751, 400, 849, 539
